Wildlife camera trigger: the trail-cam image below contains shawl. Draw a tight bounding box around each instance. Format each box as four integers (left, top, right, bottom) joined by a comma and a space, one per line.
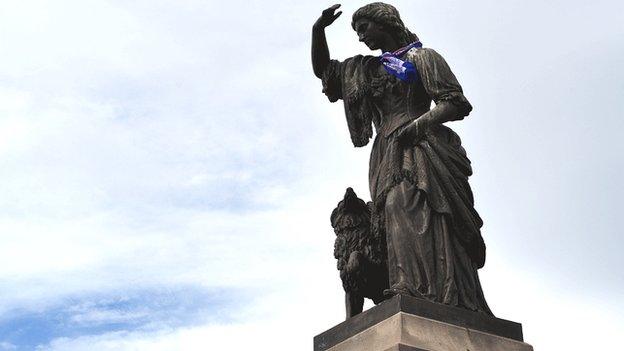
322, 55, 380, 147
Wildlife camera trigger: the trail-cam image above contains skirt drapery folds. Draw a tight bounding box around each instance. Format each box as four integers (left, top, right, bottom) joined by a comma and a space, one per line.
370, 124, 492, 315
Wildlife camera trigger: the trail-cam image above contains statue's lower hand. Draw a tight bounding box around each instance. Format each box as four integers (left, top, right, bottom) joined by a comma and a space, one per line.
397, 119, 426, 147
314, 4, 342, 29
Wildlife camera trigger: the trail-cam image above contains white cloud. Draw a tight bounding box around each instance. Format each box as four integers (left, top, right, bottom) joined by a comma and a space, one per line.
34, 262, 624, 350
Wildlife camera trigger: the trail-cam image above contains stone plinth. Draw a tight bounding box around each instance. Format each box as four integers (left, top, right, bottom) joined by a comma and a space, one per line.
314, 295, 533, 351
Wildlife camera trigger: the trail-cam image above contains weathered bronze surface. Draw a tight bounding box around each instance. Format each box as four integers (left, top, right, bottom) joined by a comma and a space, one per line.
331, 188, 388, 318
313, 3, 492, 318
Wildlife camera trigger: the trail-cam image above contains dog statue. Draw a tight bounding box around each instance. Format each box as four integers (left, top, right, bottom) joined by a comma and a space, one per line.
330, 187, 388, 319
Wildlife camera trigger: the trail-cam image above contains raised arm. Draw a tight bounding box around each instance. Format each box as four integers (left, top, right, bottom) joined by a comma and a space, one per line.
312, 4, 342, 78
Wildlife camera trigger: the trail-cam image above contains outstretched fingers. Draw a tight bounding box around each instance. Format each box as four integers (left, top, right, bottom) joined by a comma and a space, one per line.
323, 4, 341, 15
328, 4, 341, 11
317, 4, 342, 28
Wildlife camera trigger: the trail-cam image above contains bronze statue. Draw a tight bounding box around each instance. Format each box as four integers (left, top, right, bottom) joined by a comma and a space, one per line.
313, 3, 492, 316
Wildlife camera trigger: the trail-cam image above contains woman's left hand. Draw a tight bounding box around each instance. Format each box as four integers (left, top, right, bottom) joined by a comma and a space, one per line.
397, 119, 425, 146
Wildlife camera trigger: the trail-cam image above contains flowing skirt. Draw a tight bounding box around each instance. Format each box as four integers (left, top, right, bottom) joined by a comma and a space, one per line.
369, 124, 492, 315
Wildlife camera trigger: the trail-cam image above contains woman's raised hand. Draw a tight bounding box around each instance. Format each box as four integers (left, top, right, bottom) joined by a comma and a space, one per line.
314, 4, 342, 29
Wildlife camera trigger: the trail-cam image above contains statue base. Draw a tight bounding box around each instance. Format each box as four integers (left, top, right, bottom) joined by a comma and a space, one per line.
314, 295, 533, 351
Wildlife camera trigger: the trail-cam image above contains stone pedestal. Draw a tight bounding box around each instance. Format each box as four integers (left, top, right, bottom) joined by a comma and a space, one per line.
314, 295, 533, 351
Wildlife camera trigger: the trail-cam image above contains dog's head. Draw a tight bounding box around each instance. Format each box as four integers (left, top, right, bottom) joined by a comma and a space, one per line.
330, 187, 370, 232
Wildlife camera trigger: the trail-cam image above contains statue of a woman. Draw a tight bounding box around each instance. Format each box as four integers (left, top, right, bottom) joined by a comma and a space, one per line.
312, 3, 492, 315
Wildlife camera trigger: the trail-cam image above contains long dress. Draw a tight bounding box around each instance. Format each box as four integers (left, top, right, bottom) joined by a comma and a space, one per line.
321, 47, 492, 315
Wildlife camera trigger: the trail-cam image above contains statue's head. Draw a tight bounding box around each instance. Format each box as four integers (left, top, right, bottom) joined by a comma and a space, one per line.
351, 2, 418, 51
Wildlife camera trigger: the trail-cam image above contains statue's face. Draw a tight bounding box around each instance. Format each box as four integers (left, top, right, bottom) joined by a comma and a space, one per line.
354, 18, 390, 51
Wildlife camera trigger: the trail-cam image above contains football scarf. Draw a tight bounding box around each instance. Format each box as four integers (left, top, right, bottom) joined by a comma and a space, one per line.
379, 41, 422, 82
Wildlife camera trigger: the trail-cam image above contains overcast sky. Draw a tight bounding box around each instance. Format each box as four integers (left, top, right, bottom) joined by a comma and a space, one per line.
0, 0, 622, 350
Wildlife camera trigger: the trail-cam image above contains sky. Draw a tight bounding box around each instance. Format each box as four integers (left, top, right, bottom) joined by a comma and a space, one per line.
0, 0, 622, 350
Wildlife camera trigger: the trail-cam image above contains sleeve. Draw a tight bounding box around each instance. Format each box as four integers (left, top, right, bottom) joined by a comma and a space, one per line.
409, 48, 473, 120
321, 59, 343, 102
318, 55, 377, 147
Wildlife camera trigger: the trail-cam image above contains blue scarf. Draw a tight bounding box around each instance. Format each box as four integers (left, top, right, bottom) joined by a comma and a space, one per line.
379, 41, 422, 82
